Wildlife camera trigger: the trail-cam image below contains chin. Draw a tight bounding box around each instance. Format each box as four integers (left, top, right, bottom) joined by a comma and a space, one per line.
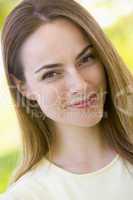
52, 109, 104, 128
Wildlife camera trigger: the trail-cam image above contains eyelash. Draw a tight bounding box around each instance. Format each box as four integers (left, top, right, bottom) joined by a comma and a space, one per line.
41, 53, 96, 81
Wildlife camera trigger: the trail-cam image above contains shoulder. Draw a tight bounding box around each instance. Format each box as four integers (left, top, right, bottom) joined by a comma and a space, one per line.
0, 172, 36, 199
0, 159, 52, 200
0, 158, 51, 200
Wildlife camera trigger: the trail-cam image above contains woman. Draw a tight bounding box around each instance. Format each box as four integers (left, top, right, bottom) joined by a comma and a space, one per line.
1, 0, 133, 199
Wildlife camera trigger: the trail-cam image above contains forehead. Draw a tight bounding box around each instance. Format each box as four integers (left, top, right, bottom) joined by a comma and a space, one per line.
19, 18, 90, 70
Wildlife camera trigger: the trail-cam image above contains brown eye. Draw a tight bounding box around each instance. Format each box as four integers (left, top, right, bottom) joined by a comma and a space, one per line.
82, 53, 95, 63
41, 71, 62, 80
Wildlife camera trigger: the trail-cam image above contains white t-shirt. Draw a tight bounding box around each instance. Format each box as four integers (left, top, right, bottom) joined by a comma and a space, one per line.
1, 154, 133, 200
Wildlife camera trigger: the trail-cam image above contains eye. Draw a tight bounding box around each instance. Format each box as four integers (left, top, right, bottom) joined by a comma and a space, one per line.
41, 71, 62, 80
81, 53, 96, 63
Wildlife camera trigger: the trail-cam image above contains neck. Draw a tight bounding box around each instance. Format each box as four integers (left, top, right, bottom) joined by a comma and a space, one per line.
46, 119, 115, 167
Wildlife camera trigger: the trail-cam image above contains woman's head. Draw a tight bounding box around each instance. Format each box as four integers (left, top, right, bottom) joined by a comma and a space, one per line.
16, 18, 107, 127
1, 0, 133, 182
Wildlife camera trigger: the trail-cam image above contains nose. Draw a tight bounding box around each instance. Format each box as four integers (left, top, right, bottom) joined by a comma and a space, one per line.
66, 67, 88, 96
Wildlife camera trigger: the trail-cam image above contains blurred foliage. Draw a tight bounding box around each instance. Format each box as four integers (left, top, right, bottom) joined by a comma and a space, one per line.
105, 13, 133, 71
0, 150, 20, 193
0, 0, 19, 29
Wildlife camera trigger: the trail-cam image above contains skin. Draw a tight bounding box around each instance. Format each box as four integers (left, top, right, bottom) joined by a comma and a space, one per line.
13, 18, 117, 173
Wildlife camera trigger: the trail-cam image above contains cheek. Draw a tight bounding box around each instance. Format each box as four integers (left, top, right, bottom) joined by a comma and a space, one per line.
85, 65, 107, 88
86, 65, 107, 103
36, 85, 61, 108
96, 68, 107, 103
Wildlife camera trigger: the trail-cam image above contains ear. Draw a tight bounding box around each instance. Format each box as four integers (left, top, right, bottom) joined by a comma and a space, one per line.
9, 73, 36, 101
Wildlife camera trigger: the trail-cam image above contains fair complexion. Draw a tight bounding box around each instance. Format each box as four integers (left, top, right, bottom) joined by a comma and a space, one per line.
14, 18, 117, 173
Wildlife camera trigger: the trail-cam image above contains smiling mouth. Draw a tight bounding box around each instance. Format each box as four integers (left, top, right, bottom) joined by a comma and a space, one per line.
68, 93, 98, 109
68, 93, 97, 106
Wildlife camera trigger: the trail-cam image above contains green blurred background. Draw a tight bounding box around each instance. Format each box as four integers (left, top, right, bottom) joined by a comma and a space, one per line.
0, 0, 133, 194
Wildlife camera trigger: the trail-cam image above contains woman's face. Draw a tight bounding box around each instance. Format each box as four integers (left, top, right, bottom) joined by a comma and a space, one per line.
19, 18, 107, 127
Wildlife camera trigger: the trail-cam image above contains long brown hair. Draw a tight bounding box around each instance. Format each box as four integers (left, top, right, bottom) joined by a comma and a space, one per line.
1, 0, 133, 184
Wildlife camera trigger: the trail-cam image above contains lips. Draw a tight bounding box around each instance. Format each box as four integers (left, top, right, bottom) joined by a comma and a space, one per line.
68, 93, 97, 107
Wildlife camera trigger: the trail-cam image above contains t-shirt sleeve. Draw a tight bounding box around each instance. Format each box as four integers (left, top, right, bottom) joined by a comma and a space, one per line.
0, 183, 35, 200
0, 190, 20, 200
0, 173, 38, 200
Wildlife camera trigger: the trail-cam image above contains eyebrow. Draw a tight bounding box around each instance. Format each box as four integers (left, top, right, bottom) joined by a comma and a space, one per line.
35, 44, 93, 74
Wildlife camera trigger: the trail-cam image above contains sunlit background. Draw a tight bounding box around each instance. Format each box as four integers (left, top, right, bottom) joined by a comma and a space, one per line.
0, 0, 133, 193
